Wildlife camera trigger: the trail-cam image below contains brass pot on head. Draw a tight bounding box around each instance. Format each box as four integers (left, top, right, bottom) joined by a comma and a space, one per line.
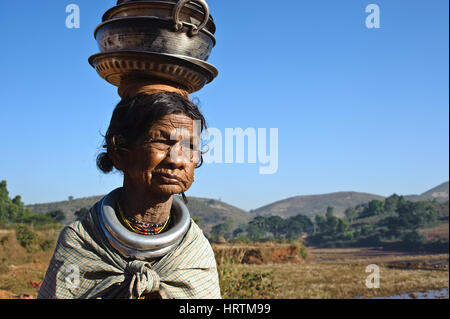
89, 0, 218, 95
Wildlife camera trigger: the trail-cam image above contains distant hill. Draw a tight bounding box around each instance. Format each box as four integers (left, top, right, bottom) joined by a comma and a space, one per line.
251, 192, 385, 219
185, 197, 251, 233
26, 181, 449, 230
405, 181, 449, 202
26, 194, 251, 235
251, 182, 449, 219
27, 195, 103, 224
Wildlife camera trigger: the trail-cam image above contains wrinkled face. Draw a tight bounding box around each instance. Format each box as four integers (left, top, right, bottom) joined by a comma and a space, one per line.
118, 114, 199, 196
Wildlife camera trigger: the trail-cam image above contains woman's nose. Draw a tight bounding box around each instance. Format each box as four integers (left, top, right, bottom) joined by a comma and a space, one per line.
164, 144, 188, 168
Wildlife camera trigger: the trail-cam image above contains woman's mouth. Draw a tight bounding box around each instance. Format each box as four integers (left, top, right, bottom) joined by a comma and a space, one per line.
153, 172, 181, 184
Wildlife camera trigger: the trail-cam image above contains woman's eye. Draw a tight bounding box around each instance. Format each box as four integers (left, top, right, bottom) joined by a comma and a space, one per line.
144, 139, 171, 150
181, 140, 196, 150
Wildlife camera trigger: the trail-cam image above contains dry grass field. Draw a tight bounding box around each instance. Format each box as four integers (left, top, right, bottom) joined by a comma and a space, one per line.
214, 244, 449, 299
0, 228, 448, 299
0, 228, 58, 298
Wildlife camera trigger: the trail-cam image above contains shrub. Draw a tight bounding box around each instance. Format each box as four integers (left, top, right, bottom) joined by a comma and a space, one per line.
45, 210, 66, 223
229, 235, 252, 244
356, 234, 382, 246
424, 238, 449, 253
299, 246, 308, 260
0, 235, 9, 246
0, 262, 8, 274
39, 239, 55, 251
15, 225, 37, 249
402, 230, 427, 248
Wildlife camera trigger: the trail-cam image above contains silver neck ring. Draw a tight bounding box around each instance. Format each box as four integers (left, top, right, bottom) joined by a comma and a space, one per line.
98, 188, 191, 260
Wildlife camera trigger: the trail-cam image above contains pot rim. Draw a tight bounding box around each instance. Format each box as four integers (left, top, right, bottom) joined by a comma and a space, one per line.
103, 1, 215, 23
116, 0, 210, 8
87, 50, 218, 91
94, 16, 216, 45
88, 50, 218, 78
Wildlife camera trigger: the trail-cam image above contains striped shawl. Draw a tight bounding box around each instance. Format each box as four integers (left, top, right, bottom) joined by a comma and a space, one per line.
37, 200, 221, 299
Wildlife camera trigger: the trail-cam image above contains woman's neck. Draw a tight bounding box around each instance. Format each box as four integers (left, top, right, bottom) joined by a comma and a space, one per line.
120, 181, 173, 225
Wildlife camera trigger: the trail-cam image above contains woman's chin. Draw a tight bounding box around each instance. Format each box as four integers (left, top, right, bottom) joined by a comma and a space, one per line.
151, 184, 185, 196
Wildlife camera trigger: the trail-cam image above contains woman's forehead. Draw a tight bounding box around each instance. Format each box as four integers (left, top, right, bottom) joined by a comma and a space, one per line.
149, 114, 194, 132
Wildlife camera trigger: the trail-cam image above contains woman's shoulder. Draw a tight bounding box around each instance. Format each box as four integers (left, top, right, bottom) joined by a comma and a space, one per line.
58, 201, 101, 245
178, 219, 216, 261
186, 218, 209, 243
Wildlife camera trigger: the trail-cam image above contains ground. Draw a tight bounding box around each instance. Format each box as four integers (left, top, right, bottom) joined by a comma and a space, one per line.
0, 229, 448, 299
215, 244, 449, 299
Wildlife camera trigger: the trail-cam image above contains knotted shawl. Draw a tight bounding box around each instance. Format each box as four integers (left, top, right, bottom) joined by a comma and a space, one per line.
37, 201, 221, 299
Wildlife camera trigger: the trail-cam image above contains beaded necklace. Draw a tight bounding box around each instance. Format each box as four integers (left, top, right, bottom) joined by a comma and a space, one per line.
117, 202, 171, 236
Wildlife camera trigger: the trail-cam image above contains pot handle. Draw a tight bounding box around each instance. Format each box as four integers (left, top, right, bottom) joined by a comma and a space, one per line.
173, 0, 210, 35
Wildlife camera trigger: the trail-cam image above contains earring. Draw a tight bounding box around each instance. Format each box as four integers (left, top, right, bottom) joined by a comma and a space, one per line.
181, 192, 189, 205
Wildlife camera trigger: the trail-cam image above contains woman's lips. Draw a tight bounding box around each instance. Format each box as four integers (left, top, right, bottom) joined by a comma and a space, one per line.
153, 172, 181, 184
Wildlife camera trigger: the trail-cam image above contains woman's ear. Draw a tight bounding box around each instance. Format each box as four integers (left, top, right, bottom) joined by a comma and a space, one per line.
108, 135, 129, 171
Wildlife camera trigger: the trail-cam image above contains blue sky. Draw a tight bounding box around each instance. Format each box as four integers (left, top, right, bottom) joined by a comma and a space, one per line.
0, 0, 448, 211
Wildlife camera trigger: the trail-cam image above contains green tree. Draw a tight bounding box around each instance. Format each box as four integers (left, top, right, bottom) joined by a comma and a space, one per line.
344, 207, 358, 222
266, 216, 286, 238
246, 223, 265, 240
325, 210, 339, 234
211, 222, 232, 238
0, 181, 9, 205
359, 200, 385, 218
249, 216, 267, 231
326, 206, 334, 218
0, 184, 33, 222
337, 219, 349, 233
402, 230, 427, 248
46, 210, 66, 223
0, 181, 59, 225
384, 194, 404, 213
288, 215, 314, 234
397, 202, 425, 229
232, 225, 247, 237
368, 200, 385, 215
314, 215, 327, 233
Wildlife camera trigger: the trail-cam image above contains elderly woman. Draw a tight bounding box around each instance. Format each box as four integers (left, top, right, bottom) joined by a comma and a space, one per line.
38, 91, 221, 299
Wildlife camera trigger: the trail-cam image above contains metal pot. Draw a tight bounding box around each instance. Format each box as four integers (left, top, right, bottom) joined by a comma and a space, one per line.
94, 16, 215, 61
103, 0, 216, 34
89, 0, 218, 93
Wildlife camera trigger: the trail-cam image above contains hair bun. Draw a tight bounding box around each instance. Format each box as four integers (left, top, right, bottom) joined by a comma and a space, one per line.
97, 152, 114, 173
